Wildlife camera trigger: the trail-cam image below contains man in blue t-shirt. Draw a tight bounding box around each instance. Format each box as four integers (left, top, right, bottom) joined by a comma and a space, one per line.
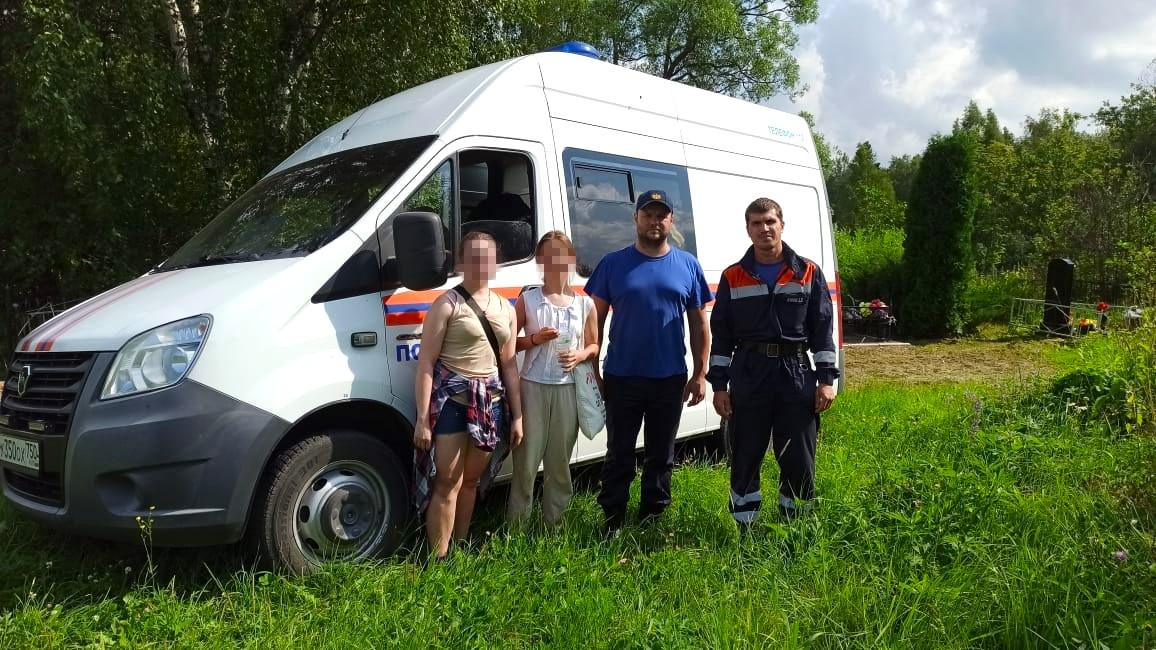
585, 189, 713, 533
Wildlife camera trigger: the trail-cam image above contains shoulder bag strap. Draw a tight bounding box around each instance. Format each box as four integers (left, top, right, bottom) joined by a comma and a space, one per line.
453, 285, 502, 366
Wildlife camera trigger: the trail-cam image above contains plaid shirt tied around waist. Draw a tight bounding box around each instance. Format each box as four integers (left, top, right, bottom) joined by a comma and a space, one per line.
412, 360, 509, 513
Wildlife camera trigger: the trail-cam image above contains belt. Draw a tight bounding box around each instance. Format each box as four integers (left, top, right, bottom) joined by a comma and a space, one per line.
739, 341, 807, 357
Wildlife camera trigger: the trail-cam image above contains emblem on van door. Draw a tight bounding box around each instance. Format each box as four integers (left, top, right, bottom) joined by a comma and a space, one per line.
16, 365, 31, 397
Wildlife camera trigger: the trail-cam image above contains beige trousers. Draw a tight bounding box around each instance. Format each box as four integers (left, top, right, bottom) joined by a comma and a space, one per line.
507, 379, 579, 524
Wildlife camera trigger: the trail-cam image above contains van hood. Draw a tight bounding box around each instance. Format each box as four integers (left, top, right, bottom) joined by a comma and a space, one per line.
16, 259, 301, 354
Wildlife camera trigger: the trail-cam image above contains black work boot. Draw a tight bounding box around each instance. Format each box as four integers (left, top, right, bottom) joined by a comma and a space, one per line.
601, 510, 626, 539
637, 503, 666, 527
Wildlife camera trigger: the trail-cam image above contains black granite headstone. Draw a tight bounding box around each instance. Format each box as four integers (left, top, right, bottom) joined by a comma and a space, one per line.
1041, 258, 1074, 335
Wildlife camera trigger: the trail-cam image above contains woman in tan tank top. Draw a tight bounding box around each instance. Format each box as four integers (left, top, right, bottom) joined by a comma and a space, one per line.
413, 231, 523, 560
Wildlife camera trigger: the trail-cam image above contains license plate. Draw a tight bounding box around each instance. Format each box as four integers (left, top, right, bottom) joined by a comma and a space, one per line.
0, 434, 40, 473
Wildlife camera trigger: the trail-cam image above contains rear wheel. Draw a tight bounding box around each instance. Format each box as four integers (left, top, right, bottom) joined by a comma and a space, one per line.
253, 430, 409, 575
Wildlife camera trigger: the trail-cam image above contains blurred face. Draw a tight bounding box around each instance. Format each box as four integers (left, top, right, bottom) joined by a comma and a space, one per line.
746, 209, 784, 251
536, 238, 575, 278
634, 204, 673, 243
458, 237, 497, 282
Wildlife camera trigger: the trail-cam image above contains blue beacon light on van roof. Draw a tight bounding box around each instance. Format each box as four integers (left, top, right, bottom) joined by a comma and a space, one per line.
545, 41, 602, 59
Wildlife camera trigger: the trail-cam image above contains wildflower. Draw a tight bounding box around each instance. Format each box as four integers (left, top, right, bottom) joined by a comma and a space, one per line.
618, 557, 629, 566
1113, 549, 1129, 563
44, 561, 53, 569
125, 566, 133, 574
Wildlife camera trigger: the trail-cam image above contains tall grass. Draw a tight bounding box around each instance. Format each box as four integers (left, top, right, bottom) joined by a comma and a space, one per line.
0, 339, 1154, 647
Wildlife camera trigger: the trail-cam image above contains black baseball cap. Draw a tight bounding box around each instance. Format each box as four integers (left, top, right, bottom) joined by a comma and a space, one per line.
635, 189, 673, 213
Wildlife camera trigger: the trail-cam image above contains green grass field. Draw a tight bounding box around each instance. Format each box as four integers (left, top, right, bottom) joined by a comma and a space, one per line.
1, 338, 1154, 648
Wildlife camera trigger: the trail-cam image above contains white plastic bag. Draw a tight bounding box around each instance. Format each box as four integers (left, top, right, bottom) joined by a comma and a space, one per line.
574, 296, 606, 439
575, 360, 606, 439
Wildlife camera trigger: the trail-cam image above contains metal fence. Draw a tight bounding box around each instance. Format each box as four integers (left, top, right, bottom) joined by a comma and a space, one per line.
0, 300, 87, 368
1008, 298, 1148, 337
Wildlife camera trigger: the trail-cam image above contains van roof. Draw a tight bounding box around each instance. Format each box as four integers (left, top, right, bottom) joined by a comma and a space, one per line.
272, 52, 818, 174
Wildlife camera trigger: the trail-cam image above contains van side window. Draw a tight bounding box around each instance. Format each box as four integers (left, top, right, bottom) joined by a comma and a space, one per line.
398, 159, 456, 248
459, 150, 536, 264
574, 166, 631, 202
393, 150, 537, 267
564, 149, 697, 277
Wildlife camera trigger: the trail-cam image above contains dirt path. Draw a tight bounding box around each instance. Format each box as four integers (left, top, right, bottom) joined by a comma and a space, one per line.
844, 339, 1065, 385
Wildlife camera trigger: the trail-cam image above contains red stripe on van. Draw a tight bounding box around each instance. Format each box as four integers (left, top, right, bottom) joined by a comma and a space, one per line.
23, 280, 142, 352
34, 274, 170, 352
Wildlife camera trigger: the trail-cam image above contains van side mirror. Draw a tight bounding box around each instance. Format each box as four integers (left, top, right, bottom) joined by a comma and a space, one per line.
393, 211, 448, 290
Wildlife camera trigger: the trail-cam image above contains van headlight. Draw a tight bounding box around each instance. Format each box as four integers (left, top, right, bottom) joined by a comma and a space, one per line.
101, 316, 212, 399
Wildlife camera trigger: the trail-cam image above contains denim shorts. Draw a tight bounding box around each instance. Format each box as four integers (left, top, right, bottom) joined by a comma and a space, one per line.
433, 398, 505, 435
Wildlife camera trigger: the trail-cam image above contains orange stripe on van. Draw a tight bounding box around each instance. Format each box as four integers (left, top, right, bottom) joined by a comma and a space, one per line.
382, 289, 443, 307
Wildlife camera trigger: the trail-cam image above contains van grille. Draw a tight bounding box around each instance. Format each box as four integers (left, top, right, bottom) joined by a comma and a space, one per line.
2, 353, 94, 436
1, 352, 95, 505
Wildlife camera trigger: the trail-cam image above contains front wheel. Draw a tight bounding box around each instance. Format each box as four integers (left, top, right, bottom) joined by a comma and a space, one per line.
709, 419, 735, 464
252, 430, 409, 575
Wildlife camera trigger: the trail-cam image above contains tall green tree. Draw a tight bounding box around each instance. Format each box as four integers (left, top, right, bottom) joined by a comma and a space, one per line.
1097, 60, 1156, 195
839, 142, 904, 231
983, 108, 1015, 145
900, 133, 978, 337
953, 100, 985, 138
971, 139, 1019, 273
512, 0, 819, 102
885, 154, 921, 204
953, 100, 1011, 145
825, 148, 853, 224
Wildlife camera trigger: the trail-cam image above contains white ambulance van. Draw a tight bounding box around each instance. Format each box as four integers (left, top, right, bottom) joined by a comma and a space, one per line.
1, 42, 841, 572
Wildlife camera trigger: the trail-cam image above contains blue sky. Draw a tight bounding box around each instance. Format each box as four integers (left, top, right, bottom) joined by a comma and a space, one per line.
767, 0, 1156, 162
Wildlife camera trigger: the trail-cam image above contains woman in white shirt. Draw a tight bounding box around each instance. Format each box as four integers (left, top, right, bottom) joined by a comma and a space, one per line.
508, 231, 599, 525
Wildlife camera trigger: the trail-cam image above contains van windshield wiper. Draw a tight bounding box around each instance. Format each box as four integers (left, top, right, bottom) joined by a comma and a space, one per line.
160, 252, 262, 271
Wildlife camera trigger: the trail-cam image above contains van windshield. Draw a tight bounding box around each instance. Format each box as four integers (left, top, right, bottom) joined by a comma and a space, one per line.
159, 136, 435, 271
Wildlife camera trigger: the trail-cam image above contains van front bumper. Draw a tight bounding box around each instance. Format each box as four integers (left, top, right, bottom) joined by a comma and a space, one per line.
2, 353, 290, 546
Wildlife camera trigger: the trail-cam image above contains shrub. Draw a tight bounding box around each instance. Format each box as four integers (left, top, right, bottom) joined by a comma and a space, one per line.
1047, 325, 1156, 436
900, 133, 979, 338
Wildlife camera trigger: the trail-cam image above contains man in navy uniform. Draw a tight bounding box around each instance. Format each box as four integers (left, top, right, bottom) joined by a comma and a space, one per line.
707, 197, 838, 527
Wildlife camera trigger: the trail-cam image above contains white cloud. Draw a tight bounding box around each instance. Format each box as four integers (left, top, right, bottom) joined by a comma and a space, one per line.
1089, 13, 1156, 65
792, 38, 827, 120
880, 41, 978, 109
770, 0, 1156, 162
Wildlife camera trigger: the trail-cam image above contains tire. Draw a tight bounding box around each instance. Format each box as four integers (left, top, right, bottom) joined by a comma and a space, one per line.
252, 430, 409, 575
710, 418, 735, 465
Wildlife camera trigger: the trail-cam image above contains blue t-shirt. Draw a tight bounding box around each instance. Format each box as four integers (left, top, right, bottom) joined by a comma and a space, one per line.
754, 261, 784, 286
585, 245, 713, 378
